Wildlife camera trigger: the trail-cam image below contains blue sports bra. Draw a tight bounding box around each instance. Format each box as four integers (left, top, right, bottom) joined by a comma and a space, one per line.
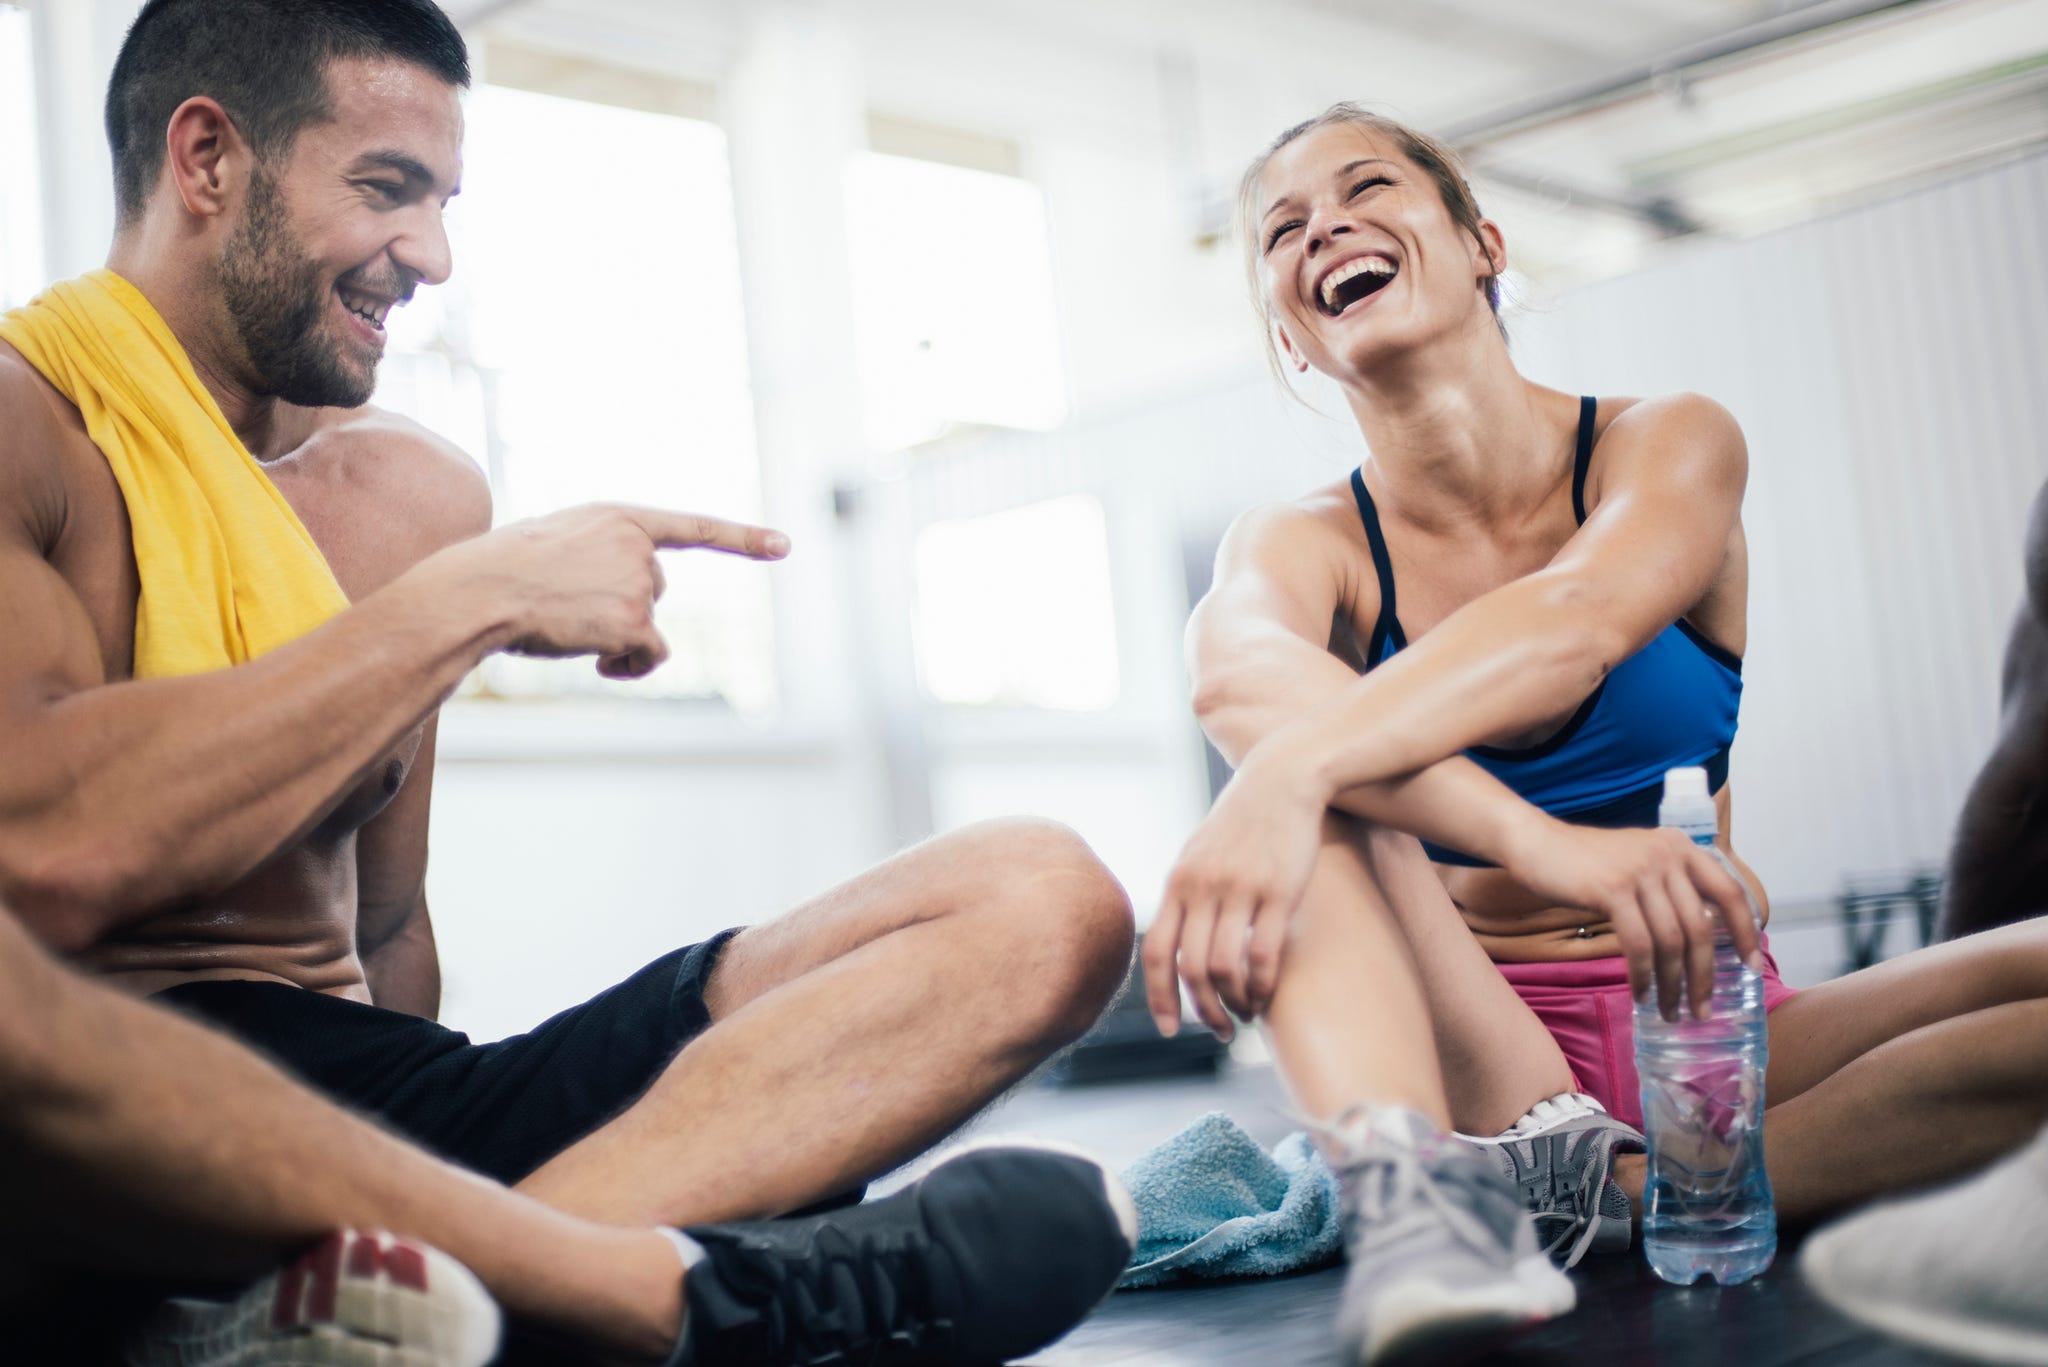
1351, 396, 1743, 868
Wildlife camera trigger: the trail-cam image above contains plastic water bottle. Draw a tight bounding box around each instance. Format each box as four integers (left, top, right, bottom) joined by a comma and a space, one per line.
1634, 766, 1777, 1285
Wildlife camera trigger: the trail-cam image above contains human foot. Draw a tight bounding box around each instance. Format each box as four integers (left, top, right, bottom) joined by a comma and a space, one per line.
1461, 1092, 1643, 1266
1802, 1122, 2048, 1365
1329, 1106, 1575, 1365
124, 1229, 499, 1367
675, 1140, 1136, 1365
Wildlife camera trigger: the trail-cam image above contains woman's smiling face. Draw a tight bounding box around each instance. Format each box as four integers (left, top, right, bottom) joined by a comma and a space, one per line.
1250, 121, 1503, 383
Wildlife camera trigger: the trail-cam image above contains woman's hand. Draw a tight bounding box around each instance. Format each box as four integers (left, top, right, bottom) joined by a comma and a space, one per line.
1143, 748, 1329, 1040
1503, 818, 1764, 1022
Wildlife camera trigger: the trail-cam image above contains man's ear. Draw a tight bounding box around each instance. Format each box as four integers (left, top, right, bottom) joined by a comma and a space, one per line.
1275, 323, 1311, 374
162, 96, 245, 220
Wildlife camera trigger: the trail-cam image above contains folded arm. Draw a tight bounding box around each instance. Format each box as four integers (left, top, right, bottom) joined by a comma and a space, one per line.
1187, 501, 1554, 864
1149, 436, 1758, 1037
1263, 393, 1748, 806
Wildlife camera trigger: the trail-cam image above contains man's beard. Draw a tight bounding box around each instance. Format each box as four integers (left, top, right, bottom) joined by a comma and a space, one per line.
217, 164, 374, 409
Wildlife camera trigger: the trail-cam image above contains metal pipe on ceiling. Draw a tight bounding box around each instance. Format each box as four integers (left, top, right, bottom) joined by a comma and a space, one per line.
1442, 0, 1957, 149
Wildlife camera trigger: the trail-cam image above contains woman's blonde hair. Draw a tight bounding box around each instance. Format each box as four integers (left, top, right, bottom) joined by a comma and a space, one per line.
1236, 104, 1505, 361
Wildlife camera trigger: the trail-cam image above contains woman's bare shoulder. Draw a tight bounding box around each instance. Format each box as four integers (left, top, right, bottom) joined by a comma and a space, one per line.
1219, 478, 1365, 563
1585, 391, 1748, 509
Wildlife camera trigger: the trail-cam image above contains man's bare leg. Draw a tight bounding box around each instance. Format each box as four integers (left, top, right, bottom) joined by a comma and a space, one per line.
517, 818, 1135, 1227
0, 910, 684, 1361
1253, 814, 1573, 1136
1610, 919, 2048, 1222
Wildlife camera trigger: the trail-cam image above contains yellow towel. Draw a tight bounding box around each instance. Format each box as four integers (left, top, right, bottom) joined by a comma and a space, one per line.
0, 270, 349, 678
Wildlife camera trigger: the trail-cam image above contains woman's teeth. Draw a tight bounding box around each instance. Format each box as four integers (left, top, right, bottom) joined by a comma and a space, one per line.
1320, 257, 1395, 313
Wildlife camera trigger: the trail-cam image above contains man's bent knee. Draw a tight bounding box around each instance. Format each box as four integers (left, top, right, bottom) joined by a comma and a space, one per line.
963, 818, 1135, 1044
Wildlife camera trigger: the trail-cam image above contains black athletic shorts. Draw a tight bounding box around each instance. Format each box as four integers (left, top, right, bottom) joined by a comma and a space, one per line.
152, 929, 742, 1184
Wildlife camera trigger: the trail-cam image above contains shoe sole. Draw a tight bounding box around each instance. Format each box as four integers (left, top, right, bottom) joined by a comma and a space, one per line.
1803, 1231, 2048, 1366
125, 1230, 501, 1367
1361, 1254, 1577, 1365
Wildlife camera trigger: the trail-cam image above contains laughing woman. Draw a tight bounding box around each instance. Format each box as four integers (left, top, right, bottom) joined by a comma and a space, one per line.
1147, 103, 2048, 1364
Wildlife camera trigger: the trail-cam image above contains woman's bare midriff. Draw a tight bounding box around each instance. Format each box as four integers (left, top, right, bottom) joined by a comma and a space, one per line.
1444, 851, 1769, 966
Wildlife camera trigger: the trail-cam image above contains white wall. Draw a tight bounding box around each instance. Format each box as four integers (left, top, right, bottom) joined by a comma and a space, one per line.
426, 710, 878, 1042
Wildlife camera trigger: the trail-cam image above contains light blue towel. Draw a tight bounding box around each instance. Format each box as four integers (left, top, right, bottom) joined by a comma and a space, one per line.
1120, 1110, 1341, 1288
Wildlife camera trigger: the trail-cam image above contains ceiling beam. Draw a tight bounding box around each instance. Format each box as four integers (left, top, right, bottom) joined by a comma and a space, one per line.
1441, 0, 1956, 148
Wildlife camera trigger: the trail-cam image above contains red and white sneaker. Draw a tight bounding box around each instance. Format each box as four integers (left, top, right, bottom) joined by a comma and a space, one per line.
125, 1229, 501, 1366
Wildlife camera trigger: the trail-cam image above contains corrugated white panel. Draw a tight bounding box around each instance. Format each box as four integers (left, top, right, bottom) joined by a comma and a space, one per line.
1514, 151, 2048, 902
902, 152, 2048, 907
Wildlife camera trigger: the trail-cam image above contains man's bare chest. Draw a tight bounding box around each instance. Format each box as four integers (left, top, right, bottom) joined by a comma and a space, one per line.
45, 406, 423, 833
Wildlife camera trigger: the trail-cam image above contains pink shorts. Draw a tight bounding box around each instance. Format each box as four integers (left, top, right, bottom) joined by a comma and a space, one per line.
1496, 939, 1799, 1130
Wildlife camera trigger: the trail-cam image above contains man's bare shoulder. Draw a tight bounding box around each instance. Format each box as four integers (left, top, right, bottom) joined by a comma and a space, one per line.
268, 405, 491, 599
0, 342, 76, 550
281, 405, 492, 587
310, 405, 491, 538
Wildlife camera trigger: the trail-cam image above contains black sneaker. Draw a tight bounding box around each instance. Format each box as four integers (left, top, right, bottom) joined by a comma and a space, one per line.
677, 1141, 1136, 1366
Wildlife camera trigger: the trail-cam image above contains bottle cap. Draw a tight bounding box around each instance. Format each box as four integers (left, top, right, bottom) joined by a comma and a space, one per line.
1658, 766, 1719, 840
1662, 767, 1710, 804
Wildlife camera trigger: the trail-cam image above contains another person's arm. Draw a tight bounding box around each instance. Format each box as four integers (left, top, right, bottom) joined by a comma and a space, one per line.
1940, 483, 2048, 939
0, 361, 786, 951
0, 904, 682, 1359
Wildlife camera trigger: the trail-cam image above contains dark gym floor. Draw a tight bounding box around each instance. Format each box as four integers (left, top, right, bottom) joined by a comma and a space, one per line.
945, 1062, 1976, 1367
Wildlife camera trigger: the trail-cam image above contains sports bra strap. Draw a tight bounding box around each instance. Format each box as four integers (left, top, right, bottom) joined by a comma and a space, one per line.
1348, 467, 1402, 663
1571, 395, 1596, 525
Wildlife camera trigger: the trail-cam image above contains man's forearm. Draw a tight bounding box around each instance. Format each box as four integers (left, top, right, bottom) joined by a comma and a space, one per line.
0, 560, 508, 948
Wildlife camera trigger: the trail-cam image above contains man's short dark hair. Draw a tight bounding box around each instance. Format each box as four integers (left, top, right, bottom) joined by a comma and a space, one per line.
106, 0, 470, 224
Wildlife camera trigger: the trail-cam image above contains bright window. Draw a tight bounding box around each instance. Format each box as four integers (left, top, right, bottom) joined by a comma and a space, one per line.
912, 495, 1119, 710
377, 84, 771, 710
843, 152, 1065, 451
0, 3, 43, 310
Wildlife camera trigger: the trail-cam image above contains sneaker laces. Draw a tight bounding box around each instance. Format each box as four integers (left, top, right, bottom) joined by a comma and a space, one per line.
1453, 1094, 1633, 1269
1304, 1107, 1515, 1265
1527, 1133, 1618, 1269
718, 1224, 950, 1360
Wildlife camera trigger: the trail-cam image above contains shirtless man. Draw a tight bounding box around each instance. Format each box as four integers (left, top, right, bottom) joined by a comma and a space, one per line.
1800, 479, 2048, 1363
0, 2, 1137, 1361
1939, 478, 2048, 940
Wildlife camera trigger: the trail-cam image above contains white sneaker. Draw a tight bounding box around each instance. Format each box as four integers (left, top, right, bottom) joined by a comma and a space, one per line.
124, 1230, 501, 1367
1802, 1122, 2048, 1366
1326, 1106, 1576, 1365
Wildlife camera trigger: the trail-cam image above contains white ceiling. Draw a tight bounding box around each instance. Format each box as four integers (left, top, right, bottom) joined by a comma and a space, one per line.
453, 0, 2048, 288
